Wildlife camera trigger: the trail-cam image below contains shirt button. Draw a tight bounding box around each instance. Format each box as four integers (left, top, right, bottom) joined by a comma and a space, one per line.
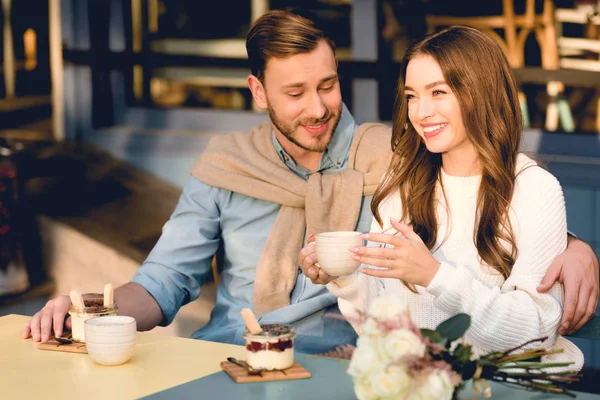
284, 155, 290, 162
336, 160, 341, 165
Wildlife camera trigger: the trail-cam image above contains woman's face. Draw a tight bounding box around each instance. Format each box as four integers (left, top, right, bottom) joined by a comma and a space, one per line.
404, 54, 474, 161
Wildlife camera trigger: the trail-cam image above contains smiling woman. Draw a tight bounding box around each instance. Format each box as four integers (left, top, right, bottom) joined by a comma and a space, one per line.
304, 25, 587, 373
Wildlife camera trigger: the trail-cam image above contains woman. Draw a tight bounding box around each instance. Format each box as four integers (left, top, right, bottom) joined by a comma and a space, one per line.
298, 25, 583, 369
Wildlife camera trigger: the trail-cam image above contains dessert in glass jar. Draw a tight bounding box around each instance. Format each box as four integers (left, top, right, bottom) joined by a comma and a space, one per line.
68, 294, 117, 343
243, 323, 296, 371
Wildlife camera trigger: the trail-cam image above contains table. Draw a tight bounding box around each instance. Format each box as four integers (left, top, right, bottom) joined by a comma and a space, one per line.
2, 314, 599, 400
0, 314, 246, 399
145, 354, 600, 400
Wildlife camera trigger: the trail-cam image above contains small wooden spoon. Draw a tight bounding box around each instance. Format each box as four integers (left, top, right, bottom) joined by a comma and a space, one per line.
53, 335, 73, 345
227, 357, 263, 376
240, 308, 262, 335
69, 290, 84, 309
103, 283, 114, 307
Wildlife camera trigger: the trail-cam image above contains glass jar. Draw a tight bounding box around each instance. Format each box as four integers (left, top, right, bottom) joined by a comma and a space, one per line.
68, 294, 118, 343
242, 323, 296, 371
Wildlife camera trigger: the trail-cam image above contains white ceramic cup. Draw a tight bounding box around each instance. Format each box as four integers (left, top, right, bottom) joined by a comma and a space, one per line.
315, 231, 364, 276
84, 316, 137, 366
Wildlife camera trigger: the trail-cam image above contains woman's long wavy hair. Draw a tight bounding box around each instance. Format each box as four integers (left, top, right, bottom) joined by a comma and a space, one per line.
372, 26, 522, 285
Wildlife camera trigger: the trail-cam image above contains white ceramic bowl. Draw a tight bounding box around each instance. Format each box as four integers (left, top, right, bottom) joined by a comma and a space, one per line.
315, 231, 363, 244
315, 231, 364, 276
84, 316, 137, 366
315, 255, 361, 276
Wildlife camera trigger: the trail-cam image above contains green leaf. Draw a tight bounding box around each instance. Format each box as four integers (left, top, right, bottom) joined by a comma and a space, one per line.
476, 359, 497, 367
453, 343, 473, 363
420, 328, 444, 344
436, 313, 471, 342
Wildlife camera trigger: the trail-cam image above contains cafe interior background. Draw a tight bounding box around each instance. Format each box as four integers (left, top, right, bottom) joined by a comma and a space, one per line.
0, 0, 599, 391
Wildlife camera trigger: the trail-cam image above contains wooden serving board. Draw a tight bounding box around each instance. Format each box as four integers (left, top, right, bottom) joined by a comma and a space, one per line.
37, 340, 88, 354
220, 361, 311, 383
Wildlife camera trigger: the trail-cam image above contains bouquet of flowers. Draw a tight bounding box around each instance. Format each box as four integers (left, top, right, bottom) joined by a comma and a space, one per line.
325, 295, 581, 400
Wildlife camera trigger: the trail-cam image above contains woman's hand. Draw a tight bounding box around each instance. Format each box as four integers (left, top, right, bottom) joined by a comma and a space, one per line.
298, 234, 336, 285
351, 219, 440, 287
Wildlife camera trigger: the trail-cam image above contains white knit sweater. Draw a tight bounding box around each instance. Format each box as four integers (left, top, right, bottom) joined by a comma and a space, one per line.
328, 153, 584, 370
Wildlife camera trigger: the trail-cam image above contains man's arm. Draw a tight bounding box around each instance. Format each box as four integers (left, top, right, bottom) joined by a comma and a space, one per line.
23, 176, 222, 341
22, 282, 163, 342
114, 282, 163, 331
128, 177, 221, 327
537, 236, 599, 335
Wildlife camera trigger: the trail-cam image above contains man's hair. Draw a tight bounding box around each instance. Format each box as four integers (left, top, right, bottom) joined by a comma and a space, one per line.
246, 8, 336, 82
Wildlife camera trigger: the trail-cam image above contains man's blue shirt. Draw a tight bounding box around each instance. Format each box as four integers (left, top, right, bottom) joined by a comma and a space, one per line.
131, 104, 375, 353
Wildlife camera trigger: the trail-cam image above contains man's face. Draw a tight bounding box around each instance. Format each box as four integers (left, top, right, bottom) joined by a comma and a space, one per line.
260, 40, 343, 153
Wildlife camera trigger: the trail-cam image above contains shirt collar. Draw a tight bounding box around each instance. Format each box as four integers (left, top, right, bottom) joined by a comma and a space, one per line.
271, 103, 356, 179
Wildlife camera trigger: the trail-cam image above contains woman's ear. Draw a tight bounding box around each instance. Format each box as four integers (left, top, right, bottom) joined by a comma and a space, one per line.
247, 75, 268, 110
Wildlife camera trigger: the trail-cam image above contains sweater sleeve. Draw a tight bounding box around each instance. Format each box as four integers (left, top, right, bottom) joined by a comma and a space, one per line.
425, 166, 567, 352
326, 197, 397, 334
327, 272, 384, 335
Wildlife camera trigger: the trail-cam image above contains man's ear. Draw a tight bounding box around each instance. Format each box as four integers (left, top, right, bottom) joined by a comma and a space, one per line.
247, 75, 268, 110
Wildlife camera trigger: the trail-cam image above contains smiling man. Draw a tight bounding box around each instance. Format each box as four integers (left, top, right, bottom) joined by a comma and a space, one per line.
24, 9, 599, 353
123, 9, 391, 352
23, 9, 392, 354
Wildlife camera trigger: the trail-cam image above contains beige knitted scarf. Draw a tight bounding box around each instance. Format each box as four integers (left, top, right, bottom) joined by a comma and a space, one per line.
191, 120, 392, 316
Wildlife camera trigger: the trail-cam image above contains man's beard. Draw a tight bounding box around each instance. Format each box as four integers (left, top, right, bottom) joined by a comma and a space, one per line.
267, 102, 342, 153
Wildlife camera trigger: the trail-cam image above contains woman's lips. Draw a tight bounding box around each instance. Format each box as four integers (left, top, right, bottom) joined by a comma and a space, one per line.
423, 123, 447, 138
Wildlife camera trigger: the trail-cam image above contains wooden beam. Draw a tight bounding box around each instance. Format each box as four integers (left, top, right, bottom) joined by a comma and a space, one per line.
2, 0, 14, 99
559, 37, 600, 54
513, 67, 600, 87
49, 0, 64, 141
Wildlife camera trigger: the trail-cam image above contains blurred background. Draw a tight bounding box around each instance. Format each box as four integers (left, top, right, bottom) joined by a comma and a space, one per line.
0, 0, 599, 389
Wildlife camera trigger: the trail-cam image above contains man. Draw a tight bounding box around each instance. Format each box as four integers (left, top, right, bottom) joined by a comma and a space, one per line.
23, 9, 599, 353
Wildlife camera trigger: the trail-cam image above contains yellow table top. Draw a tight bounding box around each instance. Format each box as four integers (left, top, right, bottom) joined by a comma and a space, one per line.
0, 314, 246, 399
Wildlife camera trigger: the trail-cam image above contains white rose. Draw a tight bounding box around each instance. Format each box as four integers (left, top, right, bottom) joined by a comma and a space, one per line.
347, 339, 382, 378
356, 335, 378, 349
367, 294, 410, 324
379, 329, 426, 361
407, 371, 455, 400
353, 378, 379, 400
361, 317, 382, 336
369, 365, 411, 398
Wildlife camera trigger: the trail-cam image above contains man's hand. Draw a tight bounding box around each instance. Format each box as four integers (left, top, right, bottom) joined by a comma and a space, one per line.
22, 283, 165, 341
298, 235, 336, 285
22, 295, 72, 342
537, 237, 599, 335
